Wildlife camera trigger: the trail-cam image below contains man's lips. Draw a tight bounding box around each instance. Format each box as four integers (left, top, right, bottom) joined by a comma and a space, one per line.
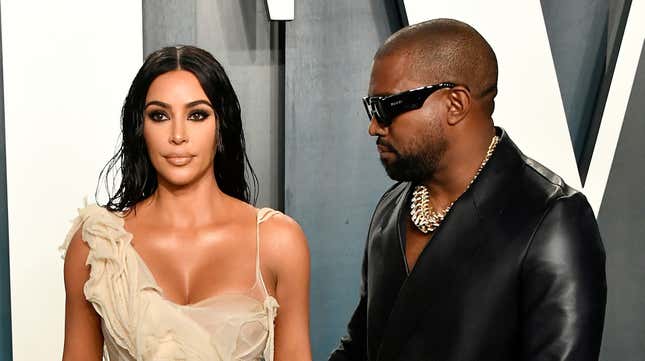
377, 144, 395, 154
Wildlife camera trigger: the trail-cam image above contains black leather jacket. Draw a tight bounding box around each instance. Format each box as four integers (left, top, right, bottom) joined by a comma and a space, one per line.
330, 129, 606, 361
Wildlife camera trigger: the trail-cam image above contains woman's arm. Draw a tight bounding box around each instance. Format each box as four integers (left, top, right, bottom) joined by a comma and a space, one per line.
262, 214, 312, 361
62, 230, 103, 361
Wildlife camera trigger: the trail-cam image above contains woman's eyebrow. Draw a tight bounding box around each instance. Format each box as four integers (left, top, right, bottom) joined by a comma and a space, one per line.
185, 99, 213, 109
144, 100, 170, 109
144, 99, 213, 109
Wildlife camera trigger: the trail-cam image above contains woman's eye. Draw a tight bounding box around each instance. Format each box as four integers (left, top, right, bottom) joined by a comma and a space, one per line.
188, 110, 210, 121
148, 111, 169, 122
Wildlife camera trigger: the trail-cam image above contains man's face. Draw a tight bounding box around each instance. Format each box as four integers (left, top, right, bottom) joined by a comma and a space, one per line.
367, 55, 448, 183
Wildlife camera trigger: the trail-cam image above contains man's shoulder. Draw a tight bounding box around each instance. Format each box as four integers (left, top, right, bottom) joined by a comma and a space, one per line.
497, 129, 575, 199
519, 155, 596, 230
494, 132, 589, 227
517, 151, 579, 202
503, 148, 598, 243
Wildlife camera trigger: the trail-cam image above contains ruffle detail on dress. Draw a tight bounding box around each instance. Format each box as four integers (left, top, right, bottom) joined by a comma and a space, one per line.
60, 204, 142, 359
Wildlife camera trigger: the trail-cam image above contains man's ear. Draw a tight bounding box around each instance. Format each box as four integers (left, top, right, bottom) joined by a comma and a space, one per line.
446, 86, 471, 126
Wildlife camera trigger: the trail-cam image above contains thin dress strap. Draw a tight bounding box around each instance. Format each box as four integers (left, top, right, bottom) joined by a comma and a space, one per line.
256, 208, 280, 296
256, 208, 281, 361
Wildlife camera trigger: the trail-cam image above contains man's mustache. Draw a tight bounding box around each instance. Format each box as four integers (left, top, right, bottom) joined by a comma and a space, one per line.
376, 138, 395, 152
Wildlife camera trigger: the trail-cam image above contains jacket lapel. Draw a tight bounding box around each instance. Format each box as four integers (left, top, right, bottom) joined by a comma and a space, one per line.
375, 188, 486, 361
366, 183, 411, 360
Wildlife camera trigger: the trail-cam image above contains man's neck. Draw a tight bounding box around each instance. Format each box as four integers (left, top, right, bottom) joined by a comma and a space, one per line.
421, 127, 496, 209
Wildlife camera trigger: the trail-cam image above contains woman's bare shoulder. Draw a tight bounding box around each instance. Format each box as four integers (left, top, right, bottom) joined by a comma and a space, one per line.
63, 228, 91, 294
258, 210, 309, 263
259, 209, 305, 237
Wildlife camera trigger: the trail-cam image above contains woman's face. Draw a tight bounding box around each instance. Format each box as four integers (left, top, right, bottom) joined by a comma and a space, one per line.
143, 70, 218, 188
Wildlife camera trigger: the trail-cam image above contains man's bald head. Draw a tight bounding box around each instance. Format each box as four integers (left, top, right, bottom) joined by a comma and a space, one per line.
375, 19, 498, 115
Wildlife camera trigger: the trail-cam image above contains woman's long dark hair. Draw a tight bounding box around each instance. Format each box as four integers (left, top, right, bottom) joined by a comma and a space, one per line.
99, 45, 258, 212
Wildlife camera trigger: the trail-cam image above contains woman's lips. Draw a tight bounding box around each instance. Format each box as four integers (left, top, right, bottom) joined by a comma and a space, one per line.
164, 154, 194, 166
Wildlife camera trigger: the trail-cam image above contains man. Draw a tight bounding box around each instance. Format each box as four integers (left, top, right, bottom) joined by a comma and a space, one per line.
329, 18, 606, 361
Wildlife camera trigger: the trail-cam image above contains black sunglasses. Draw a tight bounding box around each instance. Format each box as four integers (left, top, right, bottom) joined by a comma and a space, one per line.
362, 82, 456, 126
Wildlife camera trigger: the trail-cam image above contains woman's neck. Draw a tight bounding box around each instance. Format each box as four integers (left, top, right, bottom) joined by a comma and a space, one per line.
142, 172, 229, 228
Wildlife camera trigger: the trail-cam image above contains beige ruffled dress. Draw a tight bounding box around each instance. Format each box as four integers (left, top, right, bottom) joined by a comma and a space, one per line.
60, 204, 280, 361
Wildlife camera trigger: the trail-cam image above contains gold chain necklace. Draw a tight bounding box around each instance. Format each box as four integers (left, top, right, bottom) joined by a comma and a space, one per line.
410, 135, 499, 234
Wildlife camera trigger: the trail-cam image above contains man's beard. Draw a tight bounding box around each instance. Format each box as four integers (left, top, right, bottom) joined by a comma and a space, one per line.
379, 137, 446, 183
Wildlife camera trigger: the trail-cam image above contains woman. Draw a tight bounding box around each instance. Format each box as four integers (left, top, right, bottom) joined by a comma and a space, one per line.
61, 46, 312, 360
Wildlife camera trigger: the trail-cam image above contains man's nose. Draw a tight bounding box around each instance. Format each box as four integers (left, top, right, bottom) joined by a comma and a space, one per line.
368, 116, 387, 137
